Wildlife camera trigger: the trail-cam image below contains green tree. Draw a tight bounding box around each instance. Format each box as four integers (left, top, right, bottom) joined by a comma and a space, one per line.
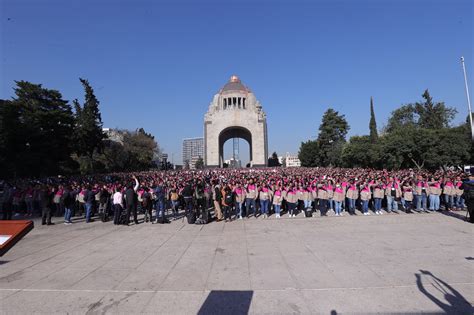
386, 104, 418, 133
317, 108, 349, 166
386, 90, 457, 133
0, 99, 23, 178
268, 151, 281, 167
73, 78, 105, 173
342, 135, 381, 168
369, 97, 378, 143
416, 89, 457, 129
195, 157, 204, 169
298, 140, 320, 167
2, 81, 75, 177
122, 128, 159, 171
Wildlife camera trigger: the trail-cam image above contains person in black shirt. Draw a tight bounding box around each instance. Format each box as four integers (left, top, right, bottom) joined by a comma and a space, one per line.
61, 186, 74, 224
84, 185, 96, 223
98, 186, 110, 222
141, 187, 153, 223
182, 182, 194, 216
461, 171, 474, 223
124, 176, 139, 225
39, 185, 54, 225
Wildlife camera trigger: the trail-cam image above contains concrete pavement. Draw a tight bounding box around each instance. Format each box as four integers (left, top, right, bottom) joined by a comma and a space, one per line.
0, 210, 472, 314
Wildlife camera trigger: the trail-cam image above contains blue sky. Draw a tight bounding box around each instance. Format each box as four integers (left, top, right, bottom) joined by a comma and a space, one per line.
1, 0, 472, 165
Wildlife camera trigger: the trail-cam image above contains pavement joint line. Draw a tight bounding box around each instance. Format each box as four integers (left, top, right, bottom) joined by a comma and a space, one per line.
4, 222, 119, 261
16, 225, 146, 296
243, 218, 253, 290
139, 221, 207, 312
1, 282, 473, 294
153, 219, 207, 291
203, 219, 226, 291
1, 224, 123, 277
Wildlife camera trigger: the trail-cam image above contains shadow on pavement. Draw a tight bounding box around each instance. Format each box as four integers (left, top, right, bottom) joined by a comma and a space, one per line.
439, 210, 469, 222
415, 269, 473, 314
198, 290, 253, 315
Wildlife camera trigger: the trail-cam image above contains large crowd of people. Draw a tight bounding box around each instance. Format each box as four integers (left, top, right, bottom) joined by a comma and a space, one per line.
0, 167, 473, 225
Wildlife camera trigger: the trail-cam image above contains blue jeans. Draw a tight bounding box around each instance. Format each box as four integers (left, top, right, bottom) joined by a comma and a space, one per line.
346, 198, 356, 213
235, 201, 243, 217
245, 198, 256, 217
334, 201, 342, 215
416, 193, 428, 210
444, 194, 454, 209
155, 199, 165, 218
274, 204, 281, 215
374, 198, 382, 211
455, 195, 465, 209
260, 199, 269, 215
386, 196, 398, 212
327, 199, 334, 210
85, 203, 92, 222
64, 207, 72, 223
304, 200, 312, 208
362, 200, 369, 213
429, 195, 440, 211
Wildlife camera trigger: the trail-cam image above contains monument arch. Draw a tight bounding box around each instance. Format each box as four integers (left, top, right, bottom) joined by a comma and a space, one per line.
204, 75, 268, 167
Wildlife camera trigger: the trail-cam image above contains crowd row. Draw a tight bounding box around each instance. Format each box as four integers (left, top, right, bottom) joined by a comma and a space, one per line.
1, 167, 471, 224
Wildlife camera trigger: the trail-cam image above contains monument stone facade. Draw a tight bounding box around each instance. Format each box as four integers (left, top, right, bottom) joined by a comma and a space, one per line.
204, 75, 268, 167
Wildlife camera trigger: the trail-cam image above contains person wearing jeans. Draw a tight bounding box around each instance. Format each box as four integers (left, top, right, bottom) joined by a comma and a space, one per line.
234, 184, 246, 219
443, 180, 455, 211
454, 178, 464, 210
333, 183, 344, 216
373, 182, 384, 215
222, 185, 234, 222
428, 179, 441, 211
61, 186, 74, 224
345, 182, 358, 215
245, 180, 258, 218
360, 184, 371, 215
273, 186, 282, 218
285, 186, 298, 217
326, 182, 334, 212
385, 179, 401, 213
258, 185, 272, 218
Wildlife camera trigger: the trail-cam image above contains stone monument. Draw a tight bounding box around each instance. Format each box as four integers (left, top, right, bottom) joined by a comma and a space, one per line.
204, 75, 268, 167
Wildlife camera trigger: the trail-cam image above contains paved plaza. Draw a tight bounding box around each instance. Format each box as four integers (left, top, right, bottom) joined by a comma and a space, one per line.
0, 211, 473, 314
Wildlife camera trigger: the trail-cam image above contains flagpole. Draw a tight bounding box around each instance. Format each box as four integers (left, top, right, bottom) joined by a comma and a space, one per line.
461, 56, 474, 141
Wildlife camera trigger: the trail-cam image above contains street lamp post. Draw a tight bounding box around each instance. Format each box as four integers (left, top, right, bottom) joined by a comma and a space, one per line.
461, 56, 474, 142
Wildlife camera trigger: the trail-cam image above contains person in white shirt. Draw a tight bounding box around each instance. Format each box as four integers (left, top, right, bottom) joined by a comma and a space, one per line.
112, 186, 124, 225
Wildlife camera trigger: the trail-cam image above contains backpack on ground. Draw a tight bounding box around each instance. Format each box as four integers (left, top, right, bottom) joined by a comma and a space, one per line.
304, 208, 313, 218
187, 211, 196, 224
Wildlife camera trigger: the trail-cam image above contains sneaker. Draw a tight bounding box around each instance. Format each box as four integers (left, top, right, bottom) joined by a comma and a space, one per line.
367, 212, 371, 216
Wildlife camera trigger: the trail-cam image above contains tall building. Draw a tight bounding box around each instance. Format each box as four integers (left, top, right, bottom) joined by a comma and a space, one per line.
182, 137, 204, 168
278, 153, 301, 167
